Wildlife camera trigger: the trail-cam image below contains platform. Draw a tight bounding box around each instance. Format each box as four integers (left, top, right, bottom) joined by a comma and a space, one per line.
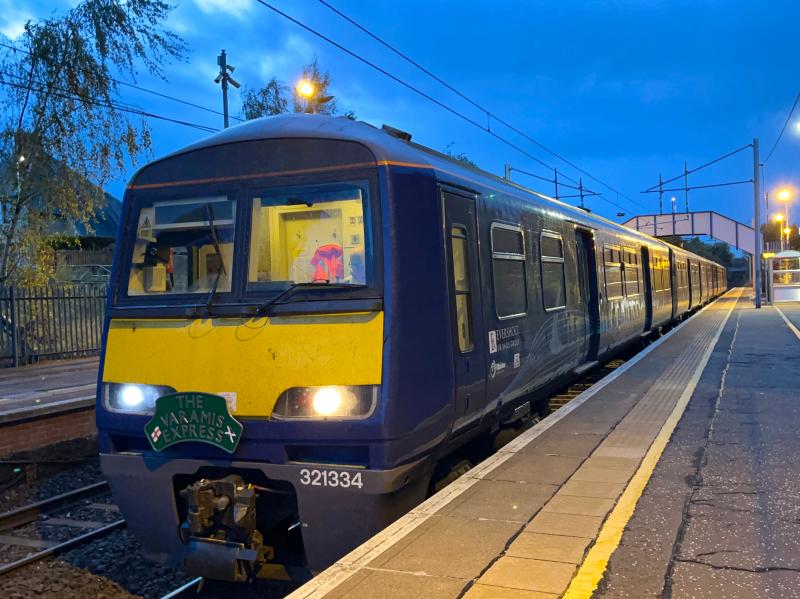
288, 289, 800, 598
0, 358, 99, 457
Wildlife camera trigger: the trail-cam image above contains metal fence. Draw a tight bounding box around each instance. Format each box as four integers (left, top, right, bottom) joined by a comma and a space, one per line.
0, 284, 108, 367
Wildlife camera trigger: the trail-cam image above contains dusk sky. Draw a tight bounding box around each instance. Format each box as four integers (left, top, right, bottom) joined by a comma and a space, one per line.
3, 0, 800, 228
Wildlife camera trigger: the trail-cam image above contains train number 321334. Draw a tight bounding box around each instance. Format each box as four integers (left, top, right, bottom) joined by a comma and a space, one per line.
298, 468, 364, 489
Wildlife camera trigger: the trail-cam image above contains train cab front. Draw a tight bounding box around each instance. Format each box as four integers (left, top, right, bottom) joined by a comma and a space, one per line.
95, 127, 431, 581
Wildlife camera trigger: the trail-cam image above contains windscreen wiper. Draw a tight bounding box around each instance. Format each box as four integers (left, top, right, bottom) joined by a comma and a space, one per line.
195, 203, 227, 317
257, 283, 366, 316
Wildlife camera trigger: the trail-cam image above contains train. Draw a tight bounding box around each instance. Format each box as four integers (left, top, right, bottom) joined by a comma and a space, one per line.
96, 114, 727, 582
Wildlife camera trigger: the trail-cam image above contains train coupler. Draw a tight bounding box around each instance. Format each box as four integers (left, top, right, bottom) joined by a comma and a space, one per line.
179, 475, 272, 581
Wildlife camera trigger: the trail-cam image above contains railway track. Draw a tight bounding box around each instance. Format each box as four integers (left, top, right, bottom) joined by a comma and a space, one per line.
549, 358, 626, 413
0, 481, 125, 576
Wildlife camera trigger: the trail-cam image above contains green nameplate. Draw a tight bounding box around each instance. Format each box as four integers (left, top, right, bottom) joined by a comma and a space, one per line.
144, 392, 243, 453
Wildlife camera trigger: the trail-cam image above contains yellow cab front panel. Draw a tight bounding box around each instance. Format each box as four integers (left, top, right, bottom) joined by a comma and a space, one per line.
102, 311, 383, 417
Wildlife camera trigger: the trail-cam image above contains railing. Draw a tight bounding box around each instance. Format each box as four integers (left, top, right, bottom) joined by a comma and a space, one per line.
0, 284, 108, 367
55, 249, 114, 267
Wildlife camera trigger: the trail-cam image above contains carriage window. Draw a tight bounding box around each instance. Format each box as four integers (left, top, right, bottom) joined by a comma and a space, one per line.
541, 232, 566, 311
604, 244, 623, 299
248, 182, 369, 287
661, 256, 671, 291
127, 196, 235, 295
624, 249, 640, 296
491, 224, 526, 318
650, 256, 661, 292
450, 226, 473, 352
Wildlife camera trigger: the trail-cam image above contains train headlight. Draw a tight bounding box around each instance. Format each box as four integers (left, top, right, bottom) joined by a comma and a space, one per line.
103, 382, 176, 415
272, 385, 379, 420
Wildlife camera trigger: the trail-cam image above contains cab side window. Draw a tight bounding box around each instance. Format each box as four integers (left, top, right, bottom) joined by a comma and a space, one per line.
541, 231, 566, 311
491, 224, 527, 319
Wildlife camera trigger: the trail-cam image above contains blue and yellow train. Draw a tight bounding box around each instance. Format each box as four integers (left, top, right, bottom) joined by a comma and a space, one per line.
96, 114, 726, 581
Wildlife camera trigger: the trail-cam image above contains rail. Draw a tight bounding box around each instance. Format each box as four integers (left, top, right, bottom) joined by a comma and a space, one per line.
0, 480, 124, 576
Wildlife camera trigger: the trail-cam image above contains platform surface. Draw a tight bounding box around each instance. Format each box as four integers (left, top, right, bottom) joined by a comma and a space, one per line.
289, 290, 800, 599
0, 357, 98, 423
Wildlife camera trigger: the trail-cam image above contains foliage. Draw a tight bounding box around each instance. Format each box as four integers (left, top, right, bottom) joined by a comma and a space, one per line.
240, 77, 288, 120
0, 0, 185, 286
760, 221, 799, 250
443, 142, 477, 167
664, 236, 735, 266
293, 57, 336, 115
240, 57, 351, 119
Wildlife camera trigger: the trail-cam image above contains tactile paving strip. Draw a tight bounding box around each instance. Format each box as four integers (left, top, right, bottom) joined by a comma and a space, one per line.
287, 291, 742, 599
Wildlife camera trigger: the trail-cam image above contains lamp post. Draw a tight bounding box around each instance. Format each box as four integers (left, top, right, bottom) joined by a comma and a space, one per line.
774, 213, 786, 251
776, 187, 793, 251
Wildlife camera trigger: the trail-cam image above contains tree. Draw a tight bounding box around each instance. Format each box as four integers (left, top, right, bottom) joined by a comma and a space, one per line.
0, 0, 185, 285
444, 142, 477, 167
240, 77, 288, 120
292, 58, 336, 115
663, 236, 734, 267
240, 58, 349, 120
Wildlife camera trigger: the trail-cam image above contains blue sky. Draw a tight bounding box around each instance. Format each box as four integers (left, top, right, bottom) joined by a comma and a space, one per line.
3, 0, 800, 227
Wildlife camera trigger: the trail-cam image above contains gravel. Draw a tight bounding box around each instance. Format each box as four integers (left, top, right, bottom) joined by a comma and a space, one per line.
0, 442, 301, 598
0, 527, 301, 598
1, 438, 103, 512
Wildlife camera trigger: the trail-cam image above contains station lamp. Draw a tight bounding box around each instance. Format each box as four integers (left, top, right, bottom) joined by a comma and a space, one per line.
296, 79, 315, 99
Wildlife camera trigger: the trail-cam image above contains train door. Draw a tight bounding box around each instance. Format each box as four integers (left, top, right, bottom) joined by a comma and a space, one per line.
641, 246, 653, 332
669, 249, 677, 319
443, 190, 487, 429
575, 229, 600, 362
689, 259, 699, 308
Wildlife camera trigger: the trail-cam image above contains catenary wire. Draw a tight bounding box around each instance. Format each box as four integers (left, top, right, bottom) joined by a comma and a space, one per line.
255, 0, 638, 210
764, 90, 800, 164
508, 166, 585, 192
643, 143, 753, 192
641, 179, 753, 194
316, 0, 644, 208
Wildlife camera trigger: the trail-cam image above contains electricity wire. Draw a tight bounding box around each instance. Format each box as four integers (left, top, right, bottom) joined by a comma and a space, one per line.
643, 144, 753, 192
255, 0, 638, 210
0, 40, 240, 125
0, 75, 219, 133
764, 91, 800, 164
315, 0, 644, 209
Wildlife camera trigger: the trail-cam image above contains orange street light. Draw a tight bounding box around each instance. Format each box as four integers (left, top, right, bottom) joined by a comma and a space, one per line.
296, 79, 315, 98
774, 213, 785, 222
776, 187, 793, 202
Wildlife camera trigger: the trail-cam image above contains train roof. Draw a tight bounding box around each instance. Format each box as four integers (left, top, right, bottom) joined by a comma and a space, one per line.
158, 114, 724, 268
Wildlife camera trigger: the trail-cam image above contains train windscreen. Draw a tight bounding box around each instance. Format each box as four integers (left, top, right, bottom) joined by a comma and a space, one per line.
127, 196, 235, 296
248, 181, 370, 288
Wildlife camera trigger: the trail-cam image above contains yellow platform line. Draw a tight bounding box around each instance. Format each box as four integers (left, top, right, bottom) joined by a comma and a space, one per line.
563, 288, 742, 599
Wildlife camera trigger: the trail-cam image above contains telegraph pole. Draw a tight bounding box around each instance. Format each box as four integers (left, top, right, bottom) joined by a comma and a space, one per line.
753, 138, 761, 308
504, 163, 511, 180
658, 174, 664, 215
214, 50, 240, 128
